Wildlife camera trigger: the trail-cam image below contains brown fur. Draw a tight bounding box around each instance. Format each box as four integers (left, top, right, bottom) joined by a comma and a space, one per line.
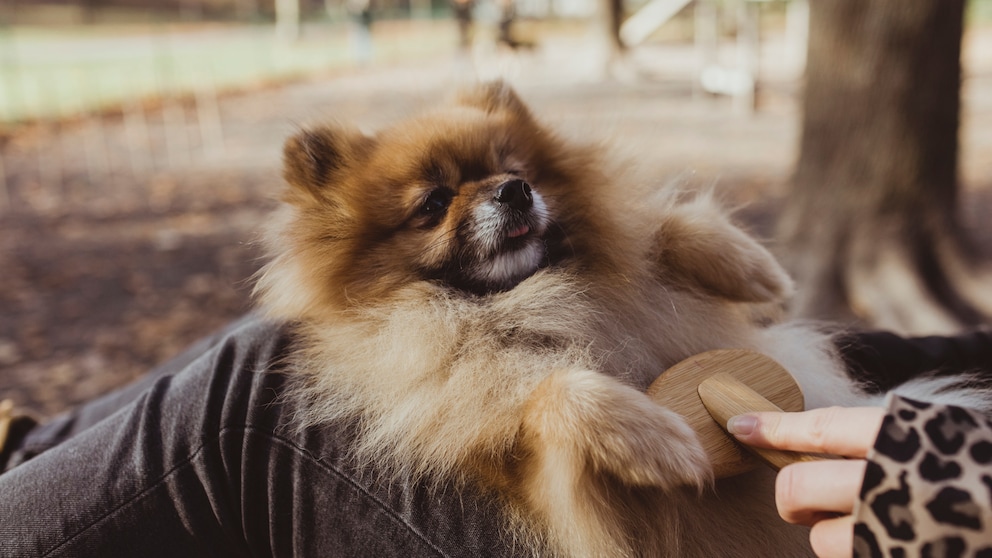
256, 81, 874, 557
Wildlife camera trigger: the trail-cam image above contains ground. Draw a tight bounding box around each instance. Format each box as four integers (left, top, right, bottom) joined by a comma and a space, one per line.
3, 22, 992, 418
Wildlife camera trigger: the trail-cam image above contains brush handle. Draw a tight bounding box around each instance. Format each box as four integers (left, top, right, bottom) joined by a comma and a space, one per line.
698, 372, 824, 471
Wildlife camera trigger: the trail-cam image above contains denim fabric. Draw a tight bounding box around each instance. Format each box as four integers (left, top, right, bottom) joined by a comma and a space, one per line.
0, 317, 516, 557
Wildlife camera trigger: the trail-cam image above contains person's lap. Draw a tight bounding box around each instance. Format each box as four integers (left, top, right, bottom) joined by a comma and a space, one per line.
0, 316, 514, 558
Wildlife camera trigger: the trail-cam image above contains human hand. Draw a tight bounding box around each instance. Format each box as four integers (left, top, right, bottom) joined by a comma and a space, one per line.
727, 407, 885, 558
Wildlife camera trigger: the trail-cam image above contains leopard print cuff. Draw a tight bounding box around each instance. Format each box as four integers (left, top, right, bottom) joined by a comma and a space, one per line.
853, 394, 992, 557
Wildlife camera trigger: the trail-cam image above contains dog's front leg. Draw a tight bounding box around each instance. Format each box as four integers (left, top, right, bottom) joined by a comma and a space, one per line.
516, 368, 712, 557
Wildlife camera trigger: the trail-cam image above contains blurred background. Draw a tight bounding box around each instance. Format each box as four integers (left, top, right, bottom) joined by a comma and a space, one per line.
2, 0, 992, 417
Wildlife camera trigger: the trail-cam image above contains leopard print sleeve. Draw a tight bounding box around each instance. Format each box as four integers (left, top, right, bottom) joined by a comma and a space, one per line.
853, 394, 992, 557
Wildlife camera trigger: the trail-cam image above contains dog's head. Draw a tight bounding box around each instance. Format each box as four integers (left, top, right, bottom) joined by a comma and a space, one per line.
267, 81, 584, 310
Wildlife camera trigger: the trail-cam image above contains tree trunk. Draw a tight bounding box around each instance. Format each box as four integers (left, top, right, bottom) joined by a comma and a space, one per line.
780, 0, 990, 334
599, 0, 625, 66
275, 0, 301, 42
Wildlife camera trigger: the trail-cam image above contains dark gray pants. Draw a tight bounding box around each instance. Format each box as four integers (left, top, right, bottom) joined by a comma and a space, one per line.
0, 317, 514, 557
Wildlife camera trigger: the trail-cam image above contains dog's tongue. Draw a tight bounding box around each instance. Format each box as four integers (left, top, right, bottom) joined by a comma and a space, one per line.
507, 225, 530, 239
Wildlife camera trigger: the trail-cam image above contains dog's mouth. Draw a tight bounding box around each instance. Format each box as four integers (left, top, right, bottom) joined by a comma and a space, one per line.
435, 180, 551, 296
459, 220, 547, 294
500, 222, 540, 252
507, 224, 531, 239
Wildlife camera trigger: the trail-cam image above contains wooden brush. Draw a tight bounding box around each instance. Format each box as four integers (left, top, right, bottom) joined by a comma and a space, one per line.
647, 349, 822, 478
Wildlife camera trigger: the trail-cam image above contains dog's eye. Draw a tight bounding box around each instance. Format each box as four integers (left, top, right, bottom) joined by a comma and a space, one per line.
420, 189, 453, 217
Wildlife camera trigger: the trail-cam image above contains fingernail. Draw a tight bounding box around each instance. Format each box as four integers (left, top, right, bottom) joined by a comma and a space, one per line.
727, 414, 757, 437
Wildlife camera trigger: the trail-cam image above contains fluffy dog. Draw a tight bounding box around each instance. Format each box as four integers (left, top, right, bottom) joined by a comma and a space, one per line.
255, 81, 982, 557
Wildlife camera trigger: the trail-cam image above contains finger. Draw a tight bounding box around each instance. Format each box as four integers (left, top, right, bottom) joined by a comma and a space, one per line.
776, 460, 866, 525
809, 515, 854, 558
728, 406, 884, 457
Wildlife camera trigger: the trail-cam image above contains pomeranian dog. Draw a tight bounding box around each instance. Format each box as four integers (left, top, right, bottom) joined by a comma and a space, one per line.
255, 81, 983, 557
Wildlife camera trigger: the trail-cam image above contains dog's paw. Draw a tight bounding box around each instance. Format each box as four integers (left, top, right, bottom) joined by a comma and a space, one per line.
522, 369, 712, 491
652, 199, 794, 304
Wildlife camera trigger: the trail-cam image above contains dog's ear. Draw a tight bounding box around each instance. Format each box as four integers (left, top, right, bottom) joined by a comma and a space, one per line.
653, 204, 794, 303
455, 80, 533, 120
282, 125, 372, 200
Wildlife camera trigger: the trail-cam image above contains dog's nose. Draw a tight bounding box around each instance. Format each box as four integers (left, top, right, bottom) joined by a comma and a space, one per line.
494, 179, 533, 210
